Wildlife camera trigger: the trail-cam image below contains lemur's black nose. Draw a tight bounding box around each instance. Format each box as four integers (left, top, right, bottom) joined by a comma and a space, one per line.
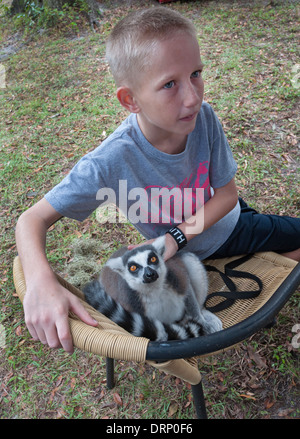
143, 267, 159, 283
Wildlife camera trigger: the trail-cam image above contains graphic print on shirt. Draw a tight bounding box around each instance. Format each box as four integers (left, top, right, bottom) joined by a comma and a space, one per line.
144, 160, 211, 225
95, 161, 212, 229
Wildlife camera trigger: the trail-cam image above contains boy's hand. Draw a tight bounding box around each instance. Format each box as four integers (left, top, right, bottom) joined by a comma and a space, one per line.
23, 278, 98, 353
128, 233, 178, 261
15, 198, 98, 353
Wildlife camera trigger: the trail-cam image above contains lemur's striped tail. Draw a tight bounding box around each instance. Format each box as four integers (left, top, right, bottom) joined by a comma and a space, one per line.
83, 280, 204, 342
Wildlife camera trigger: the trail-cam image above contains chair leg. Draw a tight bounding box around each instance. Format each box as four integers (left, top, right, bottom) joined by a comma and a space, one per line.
106, 357, 208, 418
106, 357, 115, 389
191, 381, 208, 419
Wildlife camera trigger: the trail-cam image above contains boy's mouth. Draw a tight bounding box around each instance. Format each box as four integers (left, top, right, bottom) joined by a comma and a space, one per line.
179, 112, 197, 122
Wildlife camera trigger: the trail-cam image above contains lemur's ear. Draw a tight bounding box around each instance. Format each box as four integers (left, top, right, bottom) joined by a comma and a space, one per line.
106, 256, 124, 274
152, 235, 166, 257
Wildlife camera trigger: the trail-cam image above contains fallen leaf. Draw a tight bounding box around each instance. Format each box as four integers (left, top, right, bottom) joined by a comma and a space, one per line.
55, 376, 63, 387
15, 326, 22, 336
49, 387, 59, 403
247, 345, 267, 368
113, 392, 123, 407
278, 408, 294, 417
239, 394, 256, 400
26, 190, 38, 199
264, 398, 275, 409
168, 402, 178, 416
33, 167, 44, 173
286, 134, 297, 146
217, 371, 225, 382
56, 408, 67, 419
100, 402, 115, 409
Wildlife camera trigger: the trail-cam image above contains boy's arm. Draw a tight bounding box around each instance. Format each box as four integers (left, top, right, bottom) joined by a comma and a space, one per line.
128, 178, 238, 260
178, 178, 238, 242
15, 198, 98, 353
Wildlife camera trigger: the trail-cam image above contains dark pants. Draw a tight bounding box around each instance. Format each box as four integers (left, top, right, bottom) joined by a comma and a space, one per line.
209, 198, 300, 258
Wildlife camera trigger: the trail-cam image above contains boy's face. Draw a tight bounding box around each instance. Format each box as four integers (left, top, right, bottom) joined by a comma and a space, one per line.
131, 33, 204, 151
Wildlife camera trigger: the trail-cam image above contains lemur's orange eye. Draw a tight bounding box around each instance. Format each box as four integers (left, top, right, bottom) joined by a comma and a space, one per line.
150, 256, 157, 263
130, 265, 137, 272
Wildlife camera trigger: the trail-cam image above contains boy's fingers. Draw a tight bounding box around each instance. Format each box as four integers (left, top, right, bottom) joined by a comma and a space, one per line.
127, 243, 141, 250
33, 326, 47, 345
25, 296, 97, 353
69, 297, 98, 327
26, 319, 49, 346
26, 321, 39, 341
27, 318, 67, 351
56, 317, 74, 353
55, 299, 98, 353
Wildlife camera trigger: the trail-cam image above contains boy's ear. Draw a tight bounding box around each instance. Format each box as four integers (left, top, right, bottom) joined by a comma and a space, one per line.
116, 86, 140, 113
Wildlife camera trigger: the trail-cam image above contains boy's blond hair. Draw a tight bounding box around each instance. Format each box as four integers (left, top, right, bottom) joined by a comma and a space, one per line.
106, 7, 197, 87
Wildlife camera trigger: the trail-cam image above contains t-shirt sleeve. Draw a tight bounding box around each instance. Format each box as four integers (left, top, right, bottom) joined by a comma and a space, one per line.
207, 106, 237, 188
44, 154, 105, 221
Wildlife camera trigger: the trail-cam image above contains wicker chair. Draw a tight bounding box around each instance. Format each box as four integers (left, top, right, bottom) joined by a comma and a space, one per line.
13, 252, 300, 419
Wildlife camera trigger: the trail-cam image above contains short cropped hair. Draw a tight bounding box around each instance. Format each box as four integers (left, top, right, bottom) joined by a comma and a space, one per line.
106, 7, 197, 87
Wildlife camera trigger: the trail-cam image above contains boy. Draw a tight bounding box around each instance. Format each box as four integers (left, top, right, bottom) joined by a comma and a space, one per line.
15, 8, 300, 353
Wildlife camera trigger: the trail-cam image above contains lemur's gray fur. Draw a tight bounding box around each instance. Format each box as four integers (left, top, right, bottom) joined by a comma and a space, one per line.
83, 236, 222, 341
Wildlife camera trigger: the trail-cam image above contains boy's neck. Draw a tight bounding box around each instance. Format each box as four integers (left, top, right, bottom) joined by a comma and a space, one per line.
137, 114, 187, 155
155, 136, 187, 155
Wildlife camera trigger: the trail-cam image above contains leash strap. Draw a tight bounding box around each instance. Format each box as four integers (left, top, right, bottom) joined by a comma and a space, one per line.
204, 254, 263, 313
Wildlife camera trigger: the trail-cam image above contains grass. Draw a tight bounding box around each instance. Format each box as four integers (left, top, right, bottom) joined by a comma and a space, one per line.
0, 0, 299, 419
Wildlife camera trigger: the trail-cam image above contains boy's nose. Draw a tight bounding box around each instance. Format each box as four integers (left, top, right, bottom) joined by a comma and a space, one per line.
183, 81, 201, 108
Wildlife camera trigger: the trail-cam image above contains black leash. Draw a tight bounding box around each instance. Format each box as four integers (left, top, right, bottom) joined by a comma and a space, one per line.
204, 254, 263, 313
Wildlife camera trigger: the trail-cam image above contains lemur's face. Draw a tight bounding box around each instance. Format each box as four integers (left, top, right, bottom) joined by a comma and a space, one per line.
126, 249, 162, 285
106, 236, 167, 290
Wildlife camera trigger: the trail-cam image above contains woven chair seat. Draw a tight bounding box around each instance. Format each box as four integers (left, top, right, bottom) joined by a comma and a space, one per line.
13, 252, 299, 387
204, 252, 297, 328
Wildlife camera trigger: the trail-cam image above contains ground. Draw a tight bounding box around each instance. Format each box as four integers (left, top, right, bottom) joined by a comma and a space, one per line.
0, 0, 299, 420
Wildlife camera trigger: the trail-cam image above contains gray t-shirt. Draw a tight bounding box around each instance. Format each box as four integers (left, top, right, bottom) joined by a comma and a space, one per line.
45, 102, 240, 259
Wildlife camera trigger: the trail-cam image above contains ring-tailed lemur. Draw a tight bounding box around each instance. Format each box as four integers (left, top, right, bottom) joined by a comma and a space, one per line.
83, 235, 222, 341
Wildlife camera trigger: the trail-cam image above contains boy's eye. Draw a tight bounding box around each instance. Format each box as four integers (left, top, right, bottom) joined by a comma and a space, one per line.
150, 256, 157, 263
129, 265, 137, 272
163, 80, 175, 89
191, 70, 201, 78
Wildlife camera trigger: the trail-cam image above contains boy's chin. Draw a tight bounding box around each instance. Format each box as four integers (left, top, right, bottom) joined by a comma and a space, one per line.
179, 121, 197, 134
